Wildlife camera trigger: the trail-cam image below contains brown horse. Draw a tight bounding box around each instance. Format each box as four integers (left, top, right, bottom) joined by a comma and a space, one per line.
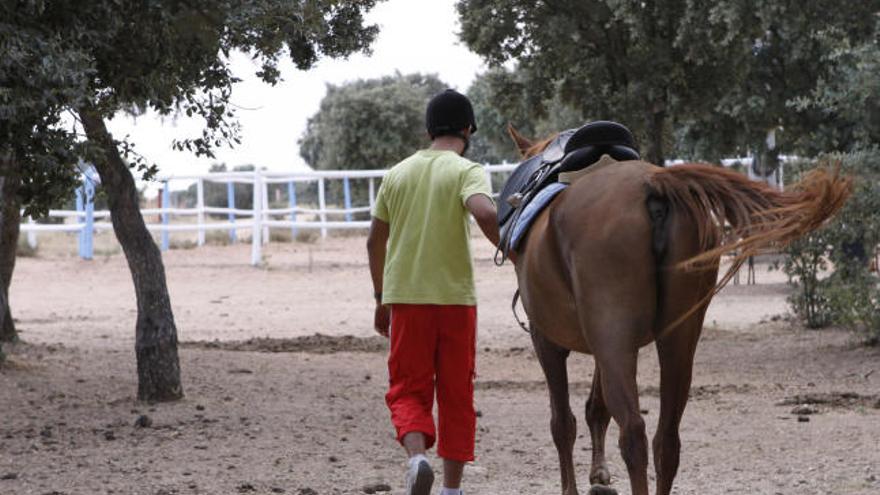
506, 127, 851, 495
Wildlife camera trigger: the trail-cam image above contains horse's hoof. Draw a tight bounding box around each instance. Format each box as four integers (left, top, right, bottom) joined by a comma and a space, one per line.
589, 467, 611, 486
587, 485, 617, 495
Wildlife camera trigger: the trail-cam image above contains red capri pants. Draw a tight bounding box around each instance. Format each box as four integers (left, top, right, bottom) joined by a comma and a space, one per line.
385, 304, 477, 462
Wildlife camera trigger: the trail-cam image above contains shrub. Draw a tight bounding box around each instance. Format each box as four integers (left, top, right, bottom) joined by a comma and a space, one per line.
781, 150, 880, 343
782, 232, 835, 328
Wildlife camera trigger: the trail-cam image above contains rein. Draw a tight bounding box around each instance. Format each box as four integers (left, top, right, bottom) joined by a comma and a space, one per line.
511, 288, 531, 333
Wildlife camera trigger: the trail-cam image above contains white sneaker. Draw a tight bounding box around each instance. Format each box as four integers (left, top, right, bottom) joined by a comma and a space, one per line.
404, 458, 434, 495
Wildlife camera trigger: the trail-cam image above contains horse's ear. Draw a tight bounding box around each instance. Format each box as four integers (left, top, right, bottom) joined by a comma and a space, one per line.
507, 123, 533, 157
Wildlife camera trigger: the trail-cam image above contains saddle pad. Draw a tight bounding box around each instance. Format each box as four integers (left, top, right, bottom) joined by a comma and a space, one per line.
509, 182, 568, 251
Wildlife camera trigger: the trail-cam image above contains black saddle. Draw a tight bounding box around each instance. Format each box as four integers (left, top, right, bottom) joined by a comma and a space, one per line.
495, 121, 640, 262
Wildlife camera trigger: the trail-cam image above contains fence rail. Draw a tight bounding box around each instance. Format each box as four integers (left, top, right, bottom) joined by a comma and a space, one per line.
21, 164, 517, 265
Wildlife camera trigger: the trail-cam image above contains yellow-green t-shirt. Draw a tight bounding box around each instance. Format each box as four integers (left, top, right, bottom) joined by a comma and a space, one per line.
373, 149, 493, 306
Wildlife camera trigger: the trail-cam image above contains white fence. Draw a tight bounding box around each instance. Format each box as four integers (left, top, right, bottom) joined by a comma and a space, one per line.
21, 165, 517, 266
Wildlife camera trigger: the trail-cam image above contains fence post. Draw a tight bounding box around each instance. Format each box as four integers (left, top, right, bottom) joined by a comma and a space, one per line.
251, 169, 263, 266
76, 186, 85, 258
318, 177, 327, 239
83, 178, 95, 260
343, 177, 352, 222
26, 216, 37, 248
368, 177, 375, 212
196, 178, 205, 246
227, 181, 237, 243
262, 176, 270, 244
161, 180, 170, 251
288, 181, 298, 237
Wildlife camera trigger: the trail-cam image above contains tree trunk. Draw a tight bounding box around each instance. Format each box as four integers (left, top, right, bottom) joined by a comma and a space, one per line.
78, 107, 183, 402
646, 107, 666, 167
0, 267, 6, 362
0, 151, 19, 342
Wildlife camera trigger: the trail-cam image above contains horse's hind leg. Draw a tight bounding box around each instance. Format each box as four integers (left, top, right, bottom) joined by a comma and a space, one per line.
585, 363, 611, 486
653, 319, 702, 495
592, 344, 649, 495
531, 329, 579, 495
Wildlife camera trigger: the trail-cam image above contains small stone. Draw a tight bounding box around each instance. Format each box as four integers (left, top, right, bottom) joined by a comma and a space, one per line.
791, 404, 818, 415
1, 473, 18, 480
475, 410, 483, 418
362, 482, 391, 493
134, 415, 152, 428
797, 415, 810, 423
298, 489, 318, 495
270, 488, 286, 494
103, 431, 116, 441
328, 456, 339, 463
237, 482, 257, 493
195, 404, 206, 411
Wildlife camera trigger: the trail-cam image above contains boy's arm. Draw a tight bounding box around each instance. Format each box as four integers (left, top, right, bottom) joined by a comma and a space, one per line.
466, 194, 499, 248
366, 217, 390, 336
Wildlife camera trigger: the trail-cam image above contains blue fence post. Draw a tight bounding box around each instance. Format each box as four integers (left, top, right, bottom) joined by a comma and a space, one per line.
76, 186, 85, 258
288, 181, 298, 237
343, 177, 352, 222
83, 178, 95, 260
227, 181, 237, 242
161, 180, 170, 251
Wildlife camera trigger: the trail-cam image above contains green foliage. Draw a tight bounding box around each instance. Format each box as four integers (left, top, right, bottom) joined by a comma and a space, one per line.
3, 0, 382, 212
457, 0, 880, 166
790, 28, 880, 154
0, 3, 91, 216
676, 2, 879, 163
300, 73, 446, 171
299, 73, 447, 207
781, 230, 834, 329
457, 0, 766, 165
776, 19, 880, 343
466, 68, 586, 164
781, 150, 880, 342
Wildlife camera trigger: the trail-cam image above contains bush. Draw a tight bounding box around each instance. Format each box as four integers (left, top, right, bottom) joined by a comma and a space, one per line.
781, 150, 880, 343
826, 270, 880, 345
782, 231, 835, 328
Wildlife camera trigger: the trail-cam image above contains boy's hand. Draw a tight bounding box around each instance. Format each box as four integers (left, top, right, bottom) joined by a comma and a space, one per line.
374, 303, 390, 337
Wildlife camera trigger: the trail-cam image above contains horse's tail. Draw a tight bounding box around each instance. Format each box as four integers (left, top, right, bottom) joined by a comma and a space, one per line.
647, 163, 852, 328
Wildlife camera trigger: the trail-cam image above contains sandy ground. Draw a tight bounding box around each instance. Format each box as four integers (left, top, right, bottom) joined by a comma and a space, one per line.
2, 234, 879, 495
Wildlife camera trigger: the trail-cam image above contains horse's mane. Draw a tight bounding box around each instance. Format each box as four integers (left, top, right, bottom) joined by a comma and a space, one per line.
522, 134, 558, 159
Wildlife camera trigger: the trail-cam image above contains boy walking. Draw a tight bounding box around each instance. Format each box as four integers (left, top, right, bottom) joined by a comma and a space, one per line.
367, 89, 499, 495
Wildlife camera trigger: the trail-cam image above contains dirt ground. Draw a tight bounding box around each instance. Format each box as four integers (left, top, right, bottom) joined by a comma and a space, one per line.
2, 233, 879, 495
